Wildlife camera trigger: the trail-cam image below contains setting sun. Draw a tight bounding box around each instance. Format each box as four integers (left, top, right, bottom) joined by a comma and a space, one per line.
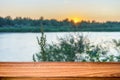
71, 17, 81, 23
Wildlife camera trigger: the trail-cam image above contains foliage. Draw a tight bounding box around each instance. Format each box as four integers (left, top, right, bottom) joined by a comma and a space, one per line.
33, 27, 47, 62
112, 39, 120, 61
0, 16, 120, 32
33, 32, 120, 62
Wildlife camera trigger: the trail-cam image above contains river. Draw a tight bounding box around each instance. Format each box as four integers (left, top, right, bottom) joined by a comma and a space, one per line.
0, 32, 120, 62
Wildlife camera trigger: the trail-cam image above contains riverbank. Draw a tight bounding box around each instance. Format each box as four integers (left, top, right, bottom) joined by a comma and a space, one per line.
1, 26, 120, 32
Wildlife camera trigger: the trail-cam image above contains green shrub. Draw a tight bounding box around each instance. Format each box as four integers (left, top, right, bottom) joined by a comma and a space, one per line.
33, 32, 120, 62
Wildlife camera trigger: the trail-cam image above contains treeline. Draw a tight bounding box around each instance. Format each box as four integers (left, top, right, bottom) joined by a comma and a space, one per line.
0, 16, 120, 32
0, 16, 73, 27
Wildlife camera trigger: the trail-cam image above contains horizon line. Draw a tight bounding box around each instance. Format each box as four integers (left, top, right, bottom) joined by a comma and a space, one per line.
0, 16, 120, 23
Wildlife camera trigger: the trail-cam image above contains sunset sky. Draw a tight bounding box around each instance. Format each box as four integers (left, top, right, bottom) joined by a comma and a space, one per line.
0, 0, 120, 22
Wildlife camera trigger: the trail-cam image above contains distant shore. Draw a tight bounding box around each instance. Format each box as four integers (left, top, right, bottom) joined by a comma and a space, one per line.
0, 16, 120, 32
0, 26, 120, 32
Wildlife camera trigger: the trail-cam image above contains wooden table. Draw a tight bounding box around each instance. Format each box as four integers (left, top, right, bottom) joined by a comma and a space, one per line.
0, 62, 120, 80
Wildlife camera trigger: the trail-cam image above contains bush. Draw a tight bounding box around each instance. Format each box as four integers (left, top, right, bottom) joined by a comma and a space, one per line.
33, 32, 120, 62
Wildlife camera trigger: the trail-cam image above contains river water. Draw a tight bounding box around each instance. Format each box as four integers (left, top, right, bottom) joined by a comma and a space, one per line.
0, 32, 120, 62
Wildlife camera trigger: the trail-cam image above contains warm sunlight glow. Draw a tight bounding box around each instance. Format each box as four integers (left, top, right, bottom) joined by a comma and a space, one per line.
72, 17, 81, 23
0, 0, 120, 22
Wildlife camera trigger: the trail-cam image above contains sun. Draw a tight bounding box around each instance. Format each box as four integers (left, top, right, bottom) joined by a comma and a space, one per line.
72, 17, 81, 23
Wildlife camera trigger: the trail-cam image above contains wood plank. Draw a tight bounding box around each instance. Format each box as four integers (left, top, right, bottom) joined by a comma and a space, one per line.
1, 77, 120, 80
0, 62, 120, 78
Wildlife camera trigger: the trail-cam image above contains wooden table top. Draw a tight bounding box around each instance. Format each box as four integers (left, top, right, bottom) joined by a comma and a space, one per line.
0, 62, 120, 78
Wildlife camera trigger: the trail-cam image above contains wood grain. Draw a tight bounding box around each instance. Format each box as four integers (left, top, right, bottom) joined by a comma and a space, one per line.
0, 62, 120, 78
0, 77, 120, 80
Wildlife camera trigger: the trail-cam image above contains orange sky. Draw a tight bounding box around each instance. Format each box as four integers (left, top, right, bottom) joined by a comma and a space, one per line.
0, 0, 120, 22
